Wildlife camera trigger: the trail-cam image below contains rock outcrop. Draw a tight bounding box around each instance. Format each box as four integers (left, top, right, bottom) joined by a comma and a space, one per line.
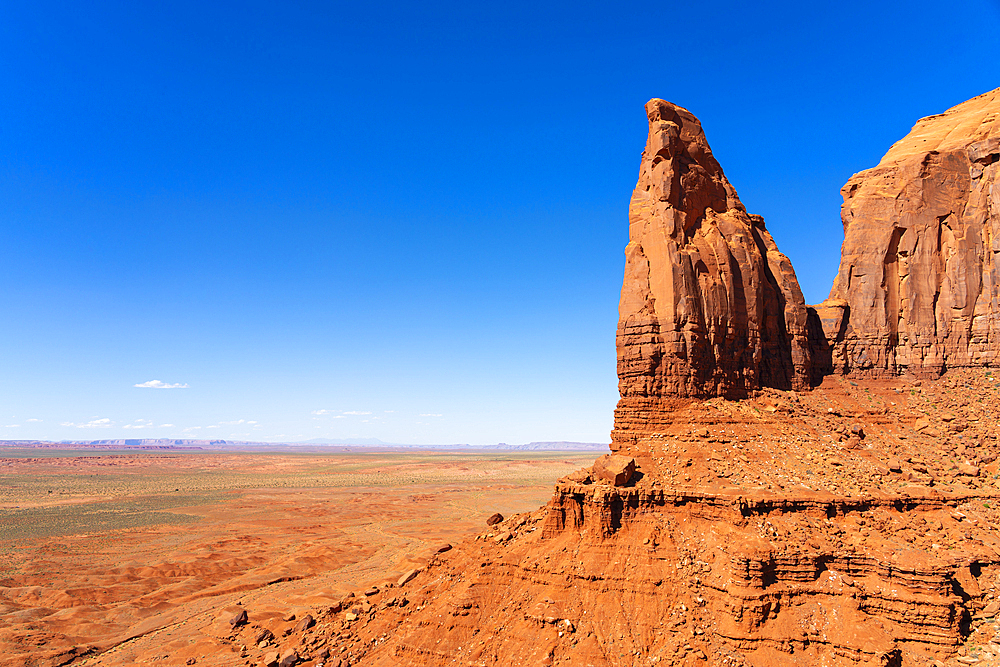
820, 87, 1000, 377
614, 99, 813, 449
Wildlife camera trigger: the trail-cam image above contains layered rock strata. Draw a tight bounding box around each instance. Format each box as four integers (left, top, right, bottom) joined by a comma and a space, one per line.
820, 87, 1000, 378
614, 99, 815, 450
617, 99, 814, 402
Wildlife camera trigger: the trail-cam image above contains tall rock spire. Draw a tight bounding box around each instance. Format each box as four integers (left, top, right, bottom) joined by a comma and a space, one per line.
613, 99, 813, 449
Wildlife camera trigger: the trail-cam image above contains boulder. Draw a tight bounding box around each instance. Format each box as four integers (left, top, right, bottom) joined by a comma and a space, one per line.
592, 455, 636, 486
278, 648, 299, 667
228, 608, 247, 629
294, 614, 314, 632
397, 568, 420, 587
485, 512, 504, 526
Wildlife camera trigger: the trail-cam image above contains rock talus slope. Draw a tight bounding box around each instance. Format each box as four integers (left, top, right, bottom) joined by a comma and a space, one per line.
820, 87, 1000, 378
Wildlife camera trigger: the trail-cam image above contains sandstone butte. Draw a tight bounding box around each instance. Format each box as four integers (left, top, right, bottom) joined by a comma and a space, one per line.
112, 91, 1000, 667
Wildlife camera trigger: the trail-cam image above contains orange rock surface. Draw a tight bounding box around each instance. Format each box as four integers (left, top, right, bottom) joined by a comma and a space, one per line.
820, 87, 1000, 378
616, 99, 814, 408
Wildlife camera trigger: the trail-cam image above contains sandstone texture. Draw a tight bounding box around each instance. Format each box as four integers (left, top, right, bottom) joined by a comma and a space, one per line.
821, 87, 1000, 378
616, 99, 813, 409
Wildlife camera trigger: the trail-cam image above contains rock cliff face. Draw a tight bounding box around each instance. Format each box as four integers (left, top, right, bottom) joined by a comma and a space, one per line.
614, 99, 813, 449
618, 99, 813, 400
821, 87, 1000, 377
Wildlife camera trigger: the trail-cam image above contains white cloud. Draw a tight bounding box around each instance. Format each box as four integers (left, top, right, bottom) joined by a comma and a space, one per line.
183, 426, 202, 432
134, 380, 189, 389
62, 418, 114, 429
26, 418, 41, 423
122, 420, 174, 430
311, 409, 332, 415
420, 413, 443, 417
343, 411, 372, 416
207, 425, 220, 429
4, 424, 20, 428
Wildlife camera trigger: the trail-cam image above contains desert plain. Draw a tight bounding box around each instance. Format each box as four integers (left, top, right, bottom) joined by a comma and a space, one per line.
0, 448, 598, 666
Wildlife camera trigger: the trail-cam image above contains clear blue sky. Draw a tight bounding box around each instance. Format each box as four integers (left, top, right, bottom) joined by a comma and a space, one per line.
2, 0, 999, 445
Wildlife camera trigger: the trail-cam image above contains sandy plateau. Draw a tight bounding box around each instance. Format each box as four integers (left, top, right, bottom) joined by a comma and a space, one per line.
0, 450, 596, 667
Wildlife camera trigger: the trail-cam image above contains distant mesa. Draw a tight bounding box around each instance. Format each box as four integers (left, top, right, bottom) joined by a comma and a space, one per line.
0, 438, 610, 452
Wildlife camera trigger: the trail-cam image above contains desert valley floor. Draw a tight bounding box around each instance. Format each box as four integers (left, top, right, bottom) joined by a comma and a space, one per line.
0, 449, 596, 667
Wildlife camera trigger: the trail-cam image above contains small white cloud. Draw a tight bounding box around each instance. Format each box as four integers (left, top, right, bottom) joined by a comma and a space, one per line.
26, 418, 42, 423
183, 426, 202, 432
134, 380, 189, 389
311, 409, 332, 415
207, 425, 220, 429
384, 410, 395, 413
4, 424, 20, 428
419, 413, 443, 417
123, 419, 173, 430
220, 419, 250, 425
63, 418, 114, 429
343, 411, 372, 415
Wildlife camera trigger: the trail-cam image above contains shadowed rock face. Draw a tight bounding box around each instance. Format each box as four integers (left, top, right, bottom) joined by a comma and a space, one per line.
614, 99, 812, 448
820, 87, 1000, 377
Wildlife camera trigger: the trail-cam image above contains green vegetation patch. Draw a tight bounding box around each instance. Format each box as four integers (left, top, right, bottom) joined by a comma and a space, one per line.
0, 495, 204, 543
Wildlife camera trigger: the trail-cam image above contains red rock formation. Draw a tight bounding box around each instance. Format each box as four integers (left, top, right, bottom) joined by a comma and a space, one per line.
820, 87, 1000, 377
614, 99, 813, 449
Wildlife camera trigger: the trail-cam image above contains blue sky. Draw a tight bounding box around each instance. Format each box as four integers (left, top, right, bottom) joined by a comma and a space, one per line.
2, 0, 999, 445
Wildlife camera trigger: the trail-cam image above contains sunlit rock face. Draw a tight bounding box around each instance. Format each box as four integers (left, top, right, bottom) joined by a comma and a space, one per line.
613, 98, 813, 449
820, 87, 1000, 378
